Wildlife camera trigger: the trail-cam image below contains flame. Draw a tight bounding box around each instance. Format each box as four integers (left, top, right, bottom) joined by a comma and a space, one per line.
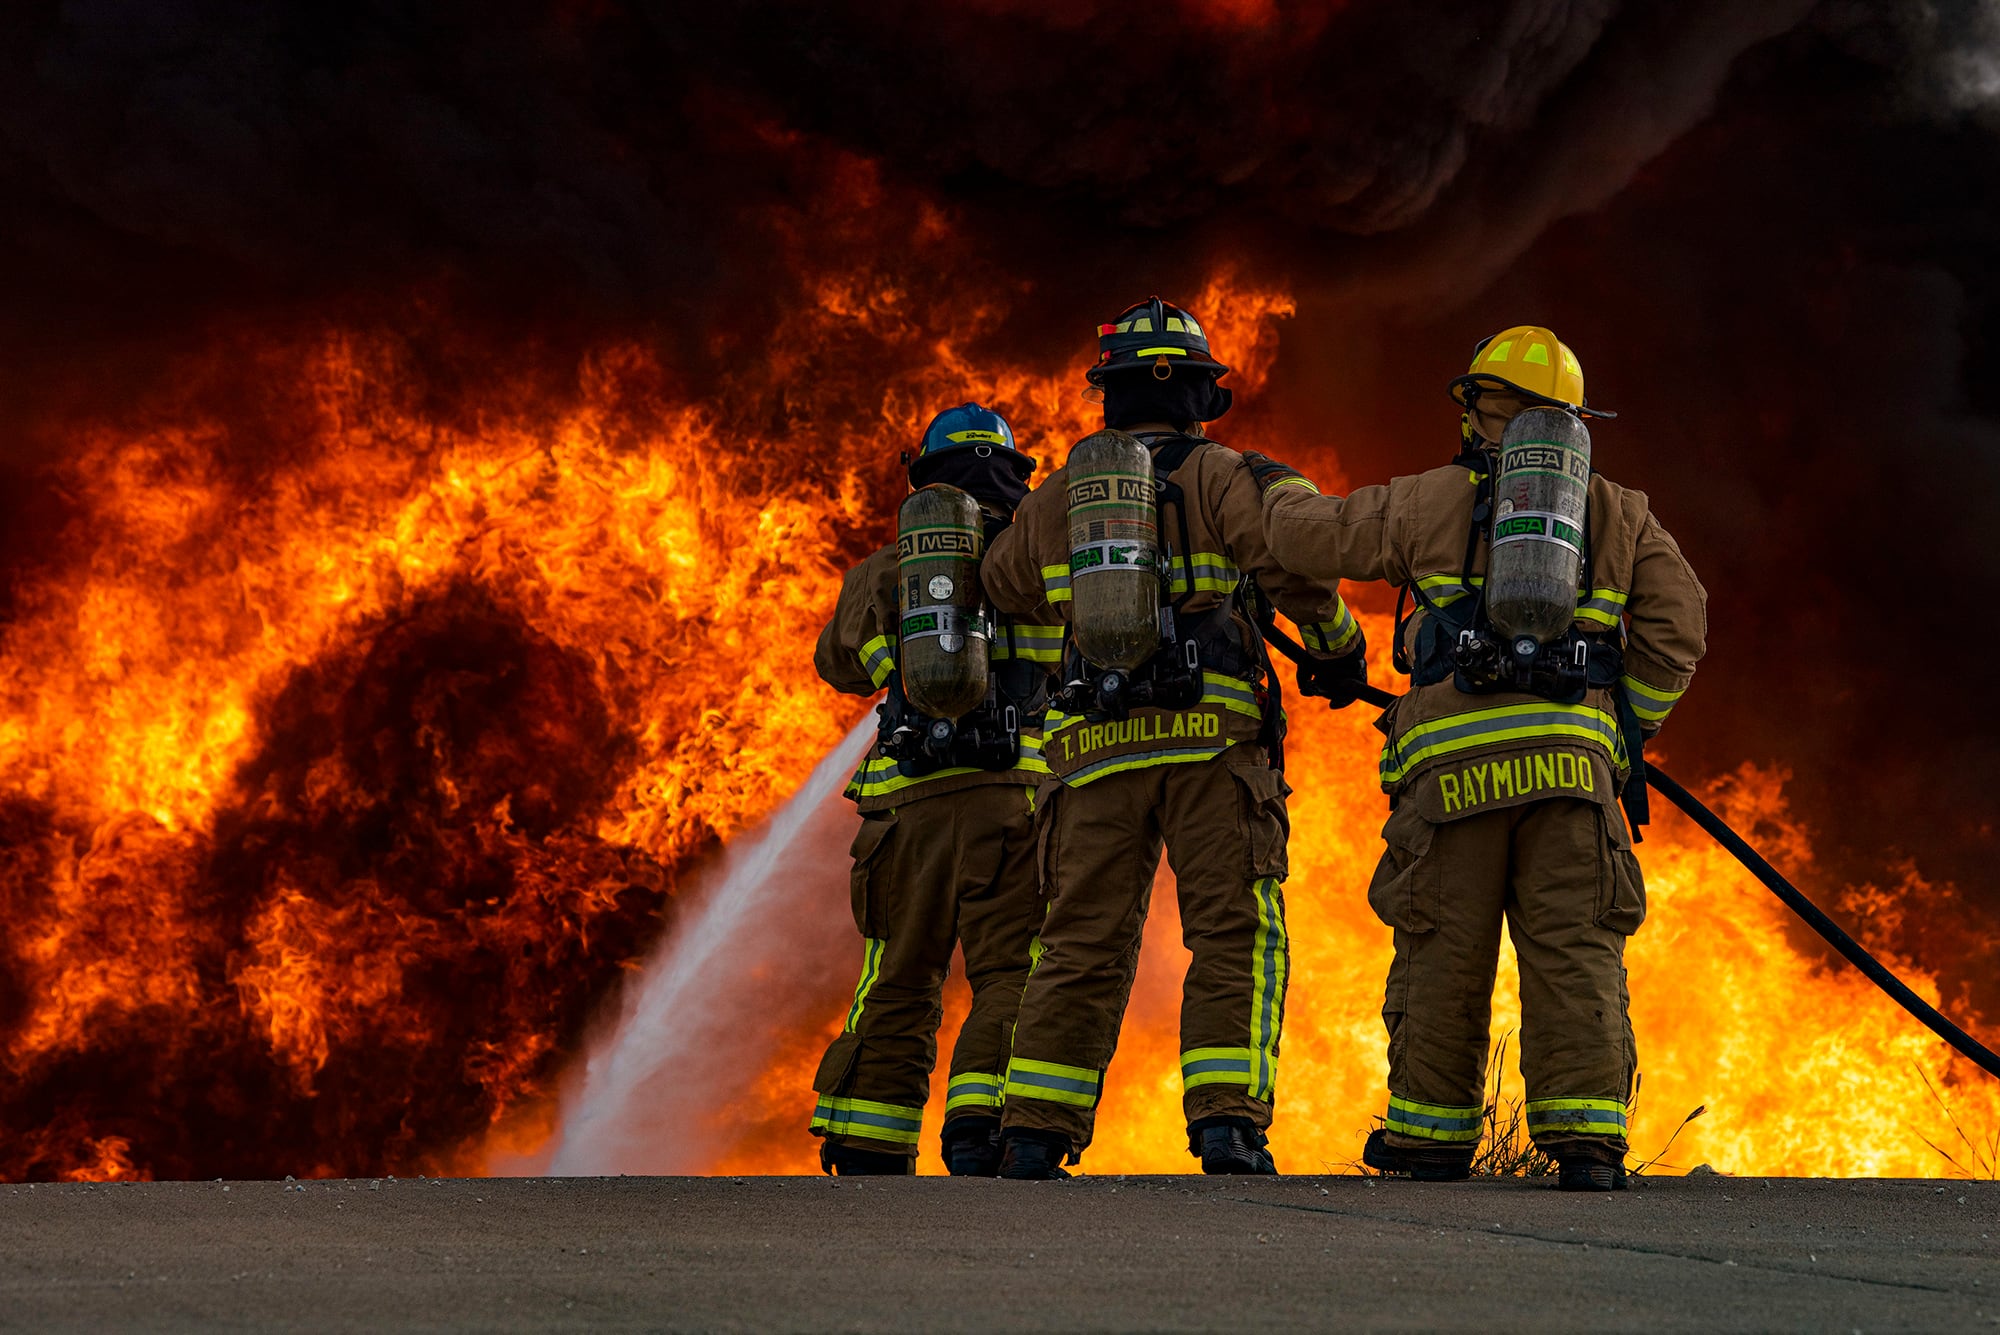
0, 143, 1993, 1181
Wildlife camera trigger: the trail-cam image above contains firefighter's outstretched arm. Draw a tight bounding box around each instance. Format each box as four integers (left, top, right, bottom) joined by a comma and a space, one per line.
1620, 507, 1708, 735
815, 551, 897, 697
1256, 463, 1401, 591
1219, 457, 1361, 659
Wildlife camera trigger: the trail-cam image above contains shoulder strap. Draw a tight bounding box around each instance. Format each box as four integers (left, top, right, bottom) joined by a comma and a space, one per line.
1140, 432, 1207, 613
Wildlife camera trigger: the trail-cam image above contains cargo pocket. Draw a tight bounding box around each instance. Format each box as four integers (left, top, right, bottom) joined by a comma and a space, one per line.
1595, 807, 1648, 935
1366, 803, 1440, 933
1230, 761, 1292, 880
1033, 781, 1063, 911
848, 811, 897, 937
812, 1030, 862, 1097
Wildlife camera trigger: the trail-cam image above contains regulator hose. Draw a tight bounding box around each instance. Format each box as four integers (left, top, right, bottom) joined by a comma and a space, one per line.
1264, 626, 2000, 1081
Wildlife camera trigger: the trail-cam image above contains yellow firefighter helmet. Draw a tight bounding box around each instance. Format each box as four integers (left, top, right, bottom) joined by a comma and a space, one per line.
1447, 325, 1613, 418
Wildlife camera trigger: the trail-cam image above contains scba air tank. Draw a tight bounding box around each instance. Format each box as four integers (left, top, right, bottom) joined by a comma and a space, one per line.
896, 484, 991, 720
1065, 430, 1161, 671
1486, 406, 1593, 647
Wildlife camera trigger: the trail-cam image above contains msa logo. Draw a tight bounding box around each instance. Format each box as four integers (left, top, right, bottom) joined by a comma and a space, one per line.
1502, 445, 1591, 483
1069, 477, 1153, 505
898, 529, 979, 558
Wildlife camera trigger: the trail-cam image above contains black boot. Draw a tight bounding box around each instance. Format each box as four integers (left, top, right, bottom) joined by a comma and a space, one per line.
996, 1128, 1073, 1180
941, 1117, 1002, 1178
1556, 1156, 1628, 1192
1188, 1116, 1277, 1175
1361, 1128, 1473, 1181
819, 1141, 915, 1177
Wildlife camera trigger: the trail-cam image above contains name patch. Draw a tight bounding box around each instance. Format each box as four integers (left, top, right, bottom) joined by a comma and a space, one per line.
1058, 708, 1222, 763
1438, 750, 1595, 815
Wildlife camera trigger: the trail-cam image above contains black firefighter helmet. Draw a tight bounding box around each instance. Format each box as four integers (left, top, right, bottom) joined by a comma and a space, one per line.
1087, 297, 1230, 386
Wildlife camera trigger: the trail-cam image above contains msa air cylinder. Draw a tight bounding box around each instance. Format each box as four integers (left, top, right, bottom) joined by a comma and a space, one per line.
1065, 429, 1161, 671
1486, 406, 1592, 647
896, 484, 990, 720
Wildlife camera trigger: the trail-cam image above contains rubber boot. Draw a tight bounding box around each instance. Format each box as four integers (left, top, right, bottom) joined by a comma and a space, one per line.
1188, 1116, 1277, 1175
819, 1140, 916, 1177
941, 1117, 1003, 1178
1556, 1156, 1628, 1192
1361, 1128, 1473, 1181
996, 1128, 1073, 1180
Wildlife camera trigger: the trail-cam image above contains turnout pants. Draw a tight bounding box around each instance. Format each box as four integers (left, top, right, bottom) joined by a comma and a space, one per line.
1368, 795, 1646, 1163
1000, 744, 1292, 1152
811, 784, 1042, 1160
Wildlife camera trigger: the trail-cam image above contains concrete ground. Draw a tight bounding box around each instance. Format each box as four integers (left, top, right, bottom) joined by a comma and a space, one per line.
0, 1174, 1993, 1332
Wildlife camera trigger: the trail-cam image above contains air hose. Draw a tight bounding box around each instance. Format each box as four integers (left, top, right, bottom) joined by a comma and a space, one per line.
1263, 626, 2000, 1081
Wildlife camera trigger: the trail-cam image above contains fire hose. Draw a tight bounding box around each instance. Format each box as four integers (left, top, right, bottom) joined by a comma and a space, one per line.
1257, 624, 2000, 1082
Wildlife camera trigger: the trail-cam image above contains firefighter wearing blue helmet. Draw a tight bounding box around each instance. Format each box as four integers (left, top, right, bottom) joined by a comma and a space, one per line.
807, 402, 1067, 1176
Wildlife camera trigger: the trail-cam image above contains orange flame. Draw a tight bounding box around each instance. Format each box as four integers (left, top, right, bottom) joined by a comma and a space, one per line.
0, 148, 1993, 1181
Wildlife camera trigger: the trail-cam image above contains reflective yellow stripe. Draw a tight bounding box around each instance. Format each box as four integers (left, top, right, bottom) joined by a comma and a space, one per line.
1040, 564, 1072, 605
859, 635, 896, 689
1267, 476, 1319, 494
1005, 1056, 1102, 1108
810, 1095, 924, 1146
1301, 599, 1360, 655
1249, 876, 1287, 1102
1385, 1094, 1484, 1143
1576, 587, 1629, 629
995, 623, 1066, 663
1166, 550, 1241, 598
843, 938, 884, 1032
1525, 1097, 1628, 1136
1621, 673, 1684, 724
844, 735, 1051, 801
1134, 346, 1188, 357
1180, 1047, 1253, 1090
1379, 702, 1625, 786
944, 1073, 1006, 1113
1416, 575, 1629, 632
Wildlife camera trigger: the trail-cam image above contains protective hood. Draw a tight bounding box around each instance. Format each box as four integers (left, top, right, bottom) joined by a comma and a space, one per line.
907, 448, 1031, 515
1100, 367, 1233, 431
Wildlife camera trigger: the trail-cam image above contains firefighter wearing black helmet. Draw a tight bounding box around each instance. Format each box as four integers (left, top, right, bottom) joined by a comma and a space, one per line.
978, 299, 1366, 1178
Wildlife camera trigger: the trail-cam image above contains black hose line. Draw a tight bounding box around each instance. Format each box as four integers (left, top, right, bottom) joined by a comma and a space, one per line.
1642, 765, 2000, 1082
1268, 634, 2000, 1080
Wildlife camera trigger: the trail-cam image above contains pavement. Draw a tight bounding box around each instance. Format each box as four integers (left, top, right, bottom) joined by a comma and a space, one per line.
0, 1174, 1994, 1332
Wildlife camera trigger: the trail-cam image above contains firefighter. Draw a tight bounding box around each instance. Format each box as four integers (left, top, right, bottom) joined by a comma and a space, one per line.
980, 298, 1365, 1178
1251, 326, 1708, 1191
809, 403, 1066, 1177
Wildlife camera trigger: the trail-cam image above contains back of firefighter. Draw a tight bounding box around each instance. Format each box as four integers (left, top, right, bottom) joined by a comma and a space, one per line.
809, 403, 1065, 1177
1252, 326, 1707, 1190
979, 298, 1365, 1178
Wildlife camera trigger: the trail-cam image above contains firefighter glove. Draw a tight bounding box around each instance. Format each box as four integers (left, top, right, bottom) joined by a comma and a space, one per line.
1297, 635, 1370, 709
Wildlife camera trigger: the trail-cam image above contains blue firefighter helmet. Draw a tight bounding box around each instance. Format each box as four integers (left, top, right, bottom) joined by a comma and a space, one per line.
907, 402, 1036, 479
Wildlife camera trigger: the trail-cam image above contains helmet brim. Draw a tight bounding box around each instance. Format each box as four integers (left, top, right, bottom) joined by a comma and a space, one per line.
1447, 373, 1616, 420
906, 446, 1036, 489
1087, 357, 1230, 387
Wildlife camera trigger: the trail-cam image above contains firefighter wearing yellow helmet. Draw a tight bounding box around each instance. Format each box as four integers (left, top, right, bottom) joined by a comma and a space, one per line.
808, 402, 1067, 1177
1248, 326, 1709, 1191
978, 298, 1365, 1179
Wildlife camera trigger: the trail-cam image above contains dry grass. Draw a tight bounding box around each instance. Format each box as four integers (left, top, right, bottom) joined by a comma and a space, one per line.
1344, 1036, 1706, 1178
1915, 1064, 2000, 1181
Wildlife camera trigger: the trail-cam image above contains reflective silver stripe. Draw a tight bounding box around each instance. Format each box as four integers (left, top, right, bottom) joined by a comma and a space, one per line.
1388, 1105, 1482, 1133
1380, 703, 1625, 784
1180, 1056, 1251, 1077
1007, 1069, 1097, 1096
1062, 744, 1228, 786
